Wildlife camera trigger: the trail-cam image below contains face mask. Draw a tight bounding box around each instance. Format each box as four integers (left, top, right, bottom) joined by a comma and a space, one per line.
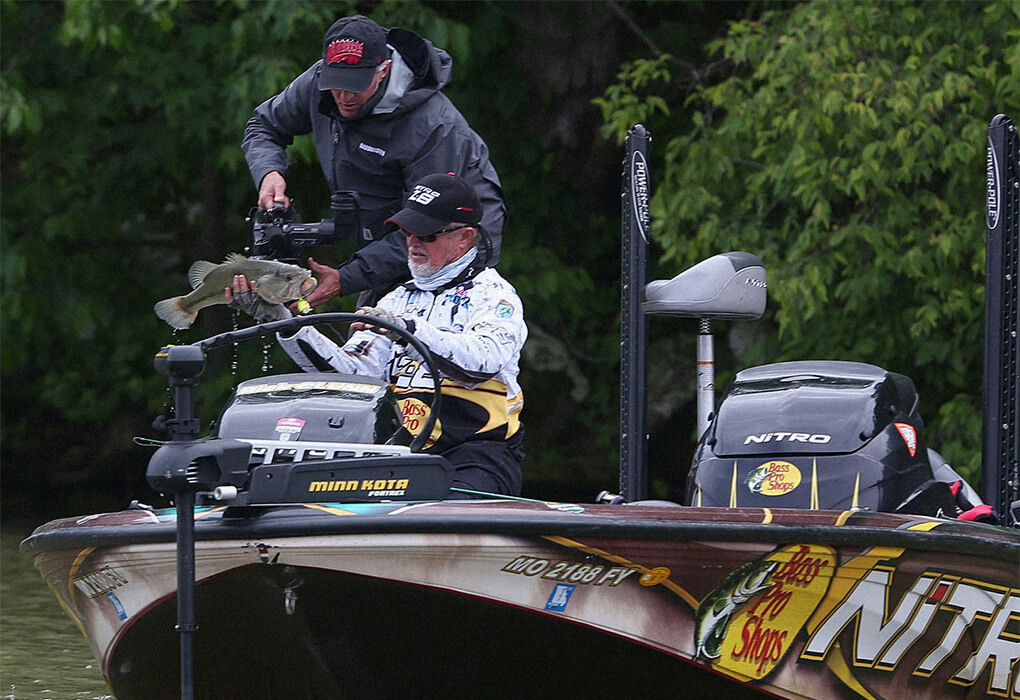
411, 247, 477, 291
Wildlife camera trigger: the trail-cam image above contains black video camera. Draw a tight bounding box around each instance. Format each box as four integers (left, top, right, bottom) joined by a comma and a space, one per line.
246, 191, 363, 262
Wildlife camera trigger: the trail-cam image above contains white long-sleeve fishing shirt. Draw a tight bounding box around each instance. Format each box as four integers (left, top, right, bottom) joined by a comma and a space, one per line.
279, 265, 525, 453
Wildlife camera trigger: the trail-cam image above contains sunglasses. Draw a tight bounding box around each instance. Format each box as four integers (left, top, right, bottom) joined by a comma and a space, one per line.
404, 225, 467, 243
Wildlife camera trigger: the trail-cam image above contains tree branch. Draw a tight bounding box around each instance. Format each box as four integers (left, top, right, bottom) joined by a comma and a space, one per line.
606, 0, 664, 57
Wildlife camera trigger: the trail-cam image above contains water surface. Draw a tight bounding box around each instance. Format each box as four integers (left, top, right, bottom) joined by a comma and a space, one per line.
1, 528, 111, 699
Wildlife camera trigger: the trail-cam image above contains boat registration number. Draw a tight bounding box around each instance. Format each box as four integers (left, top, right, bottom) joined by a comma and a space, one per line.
501, 556, 638, 586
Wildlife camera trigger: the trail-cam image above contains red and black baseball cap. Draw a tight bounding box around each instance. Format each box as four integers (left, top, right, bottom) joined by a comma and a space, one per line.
319, 15, 389, 93
386, 173, 482, 236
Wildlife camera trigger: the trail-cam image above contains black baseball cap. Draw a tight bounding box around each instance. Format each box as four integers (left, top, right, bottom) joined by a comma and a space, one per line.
386, 173, 482, 236
319, 15, 389, 93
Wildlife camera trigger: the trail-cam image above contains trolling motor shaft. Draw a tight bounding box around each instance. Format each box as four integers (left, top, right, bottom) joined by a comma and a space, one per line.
146, 344, 251, 700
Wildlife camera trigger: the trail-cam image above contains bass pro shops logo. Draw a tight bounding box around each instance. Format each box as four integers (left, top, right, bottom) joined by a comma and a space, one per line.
695, 545, 836, 680
746, 461, 802, 496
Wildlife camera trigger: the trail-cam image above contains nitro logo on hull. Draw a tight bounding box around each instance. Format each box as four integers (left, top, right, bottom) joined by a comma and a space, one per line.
803, 565, 1020, 697
744, 432, 831, 445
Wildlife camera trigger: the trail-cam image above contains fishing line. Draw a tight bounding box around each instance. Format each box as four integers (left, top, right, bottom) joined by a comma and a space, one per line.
450, 488, 585, 512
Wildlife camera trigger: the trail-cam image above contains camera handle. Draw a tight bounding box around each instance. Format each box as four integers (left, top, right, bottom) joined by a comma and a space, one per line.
280, 191, 361, 247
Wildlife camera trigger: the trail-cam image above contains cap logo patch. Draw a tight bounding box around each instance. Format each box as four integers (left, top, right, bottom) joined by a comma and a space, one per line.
327, 39, 365, 65
408, 185, 441, 205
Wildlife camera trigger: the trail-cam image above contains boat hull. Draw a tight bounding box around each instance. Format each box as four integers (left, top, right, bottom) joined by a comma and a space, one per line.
23, 501, 1020, 699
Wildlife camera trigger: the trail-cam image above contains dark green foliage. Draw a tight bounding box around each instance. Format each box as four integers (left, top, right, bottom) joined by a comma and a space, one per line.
5, 1, 737, 509
598, 1, 1020, 484
5, 0, 1009, 512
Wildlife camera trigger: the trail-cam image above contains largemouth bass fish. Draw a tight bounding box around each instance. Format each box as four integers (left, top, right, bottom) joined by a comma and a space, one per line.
154, 253, 317, 329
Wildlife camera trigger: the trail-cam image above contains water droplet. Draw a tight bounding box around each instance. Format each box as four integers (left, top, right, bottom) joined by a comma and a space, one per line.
261, 340, 273, 373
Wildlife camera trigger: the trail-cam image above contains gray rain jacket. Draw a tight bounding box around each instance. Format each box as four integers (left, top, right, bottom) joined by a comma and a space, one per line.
242, 27, 505, 300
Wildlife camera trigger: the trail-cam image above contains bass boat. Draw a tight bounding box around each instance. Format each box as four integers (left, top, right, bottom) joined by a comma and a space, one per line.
22, 119, 1020, 699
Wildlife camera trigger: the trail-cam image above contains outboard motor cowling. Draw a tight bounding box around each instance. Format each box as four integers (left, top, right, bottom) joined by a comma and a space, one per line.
686, 361, 959, 517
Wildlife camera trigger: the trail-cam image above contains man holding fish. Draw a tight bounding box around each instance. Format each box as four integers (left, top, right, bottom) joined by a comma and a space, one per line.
227, 173, 527, 496
242, 14, 505, 307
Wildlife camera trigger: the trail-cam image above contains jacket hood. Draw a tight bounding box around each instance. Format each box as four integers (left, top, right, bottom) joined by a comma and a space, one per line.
318, 26, 452, 122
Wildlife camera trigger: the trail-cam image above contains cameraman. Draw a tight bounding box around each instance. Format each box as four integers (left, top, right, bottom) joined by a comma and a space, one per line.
242, 14, 505, 306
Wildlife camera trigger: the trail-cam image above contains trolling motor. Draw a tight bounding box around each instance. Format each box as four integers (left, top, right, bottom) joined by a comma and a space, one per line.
146, 312, 448, 698
145, 345, 252, 700
246, 190, 365, 262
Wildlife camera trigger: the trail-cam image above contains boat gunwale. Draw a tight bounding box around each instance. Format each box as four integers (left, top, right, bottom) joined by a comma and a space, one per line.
21, 505, 1020, 561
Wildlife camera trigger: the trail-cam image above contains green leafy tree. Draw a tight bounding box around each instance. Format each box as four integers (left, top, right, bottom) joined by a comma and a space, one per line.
1, 0, 391, 510
3, 1, 744, 513
599, 0, 1020, 485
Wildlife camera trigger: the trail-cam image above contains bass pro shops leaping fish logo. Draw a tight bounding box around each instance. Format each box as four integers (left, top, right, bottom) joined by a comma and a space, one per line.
745, 461, 802, 496
695, 560, 778, 662
694, 544, 836, 681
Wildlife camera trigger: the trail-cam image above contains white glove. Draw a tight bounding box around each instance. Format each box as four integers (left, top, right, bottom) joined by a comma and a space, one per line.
229, 289, 293, 323
355, 306, 408, 341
